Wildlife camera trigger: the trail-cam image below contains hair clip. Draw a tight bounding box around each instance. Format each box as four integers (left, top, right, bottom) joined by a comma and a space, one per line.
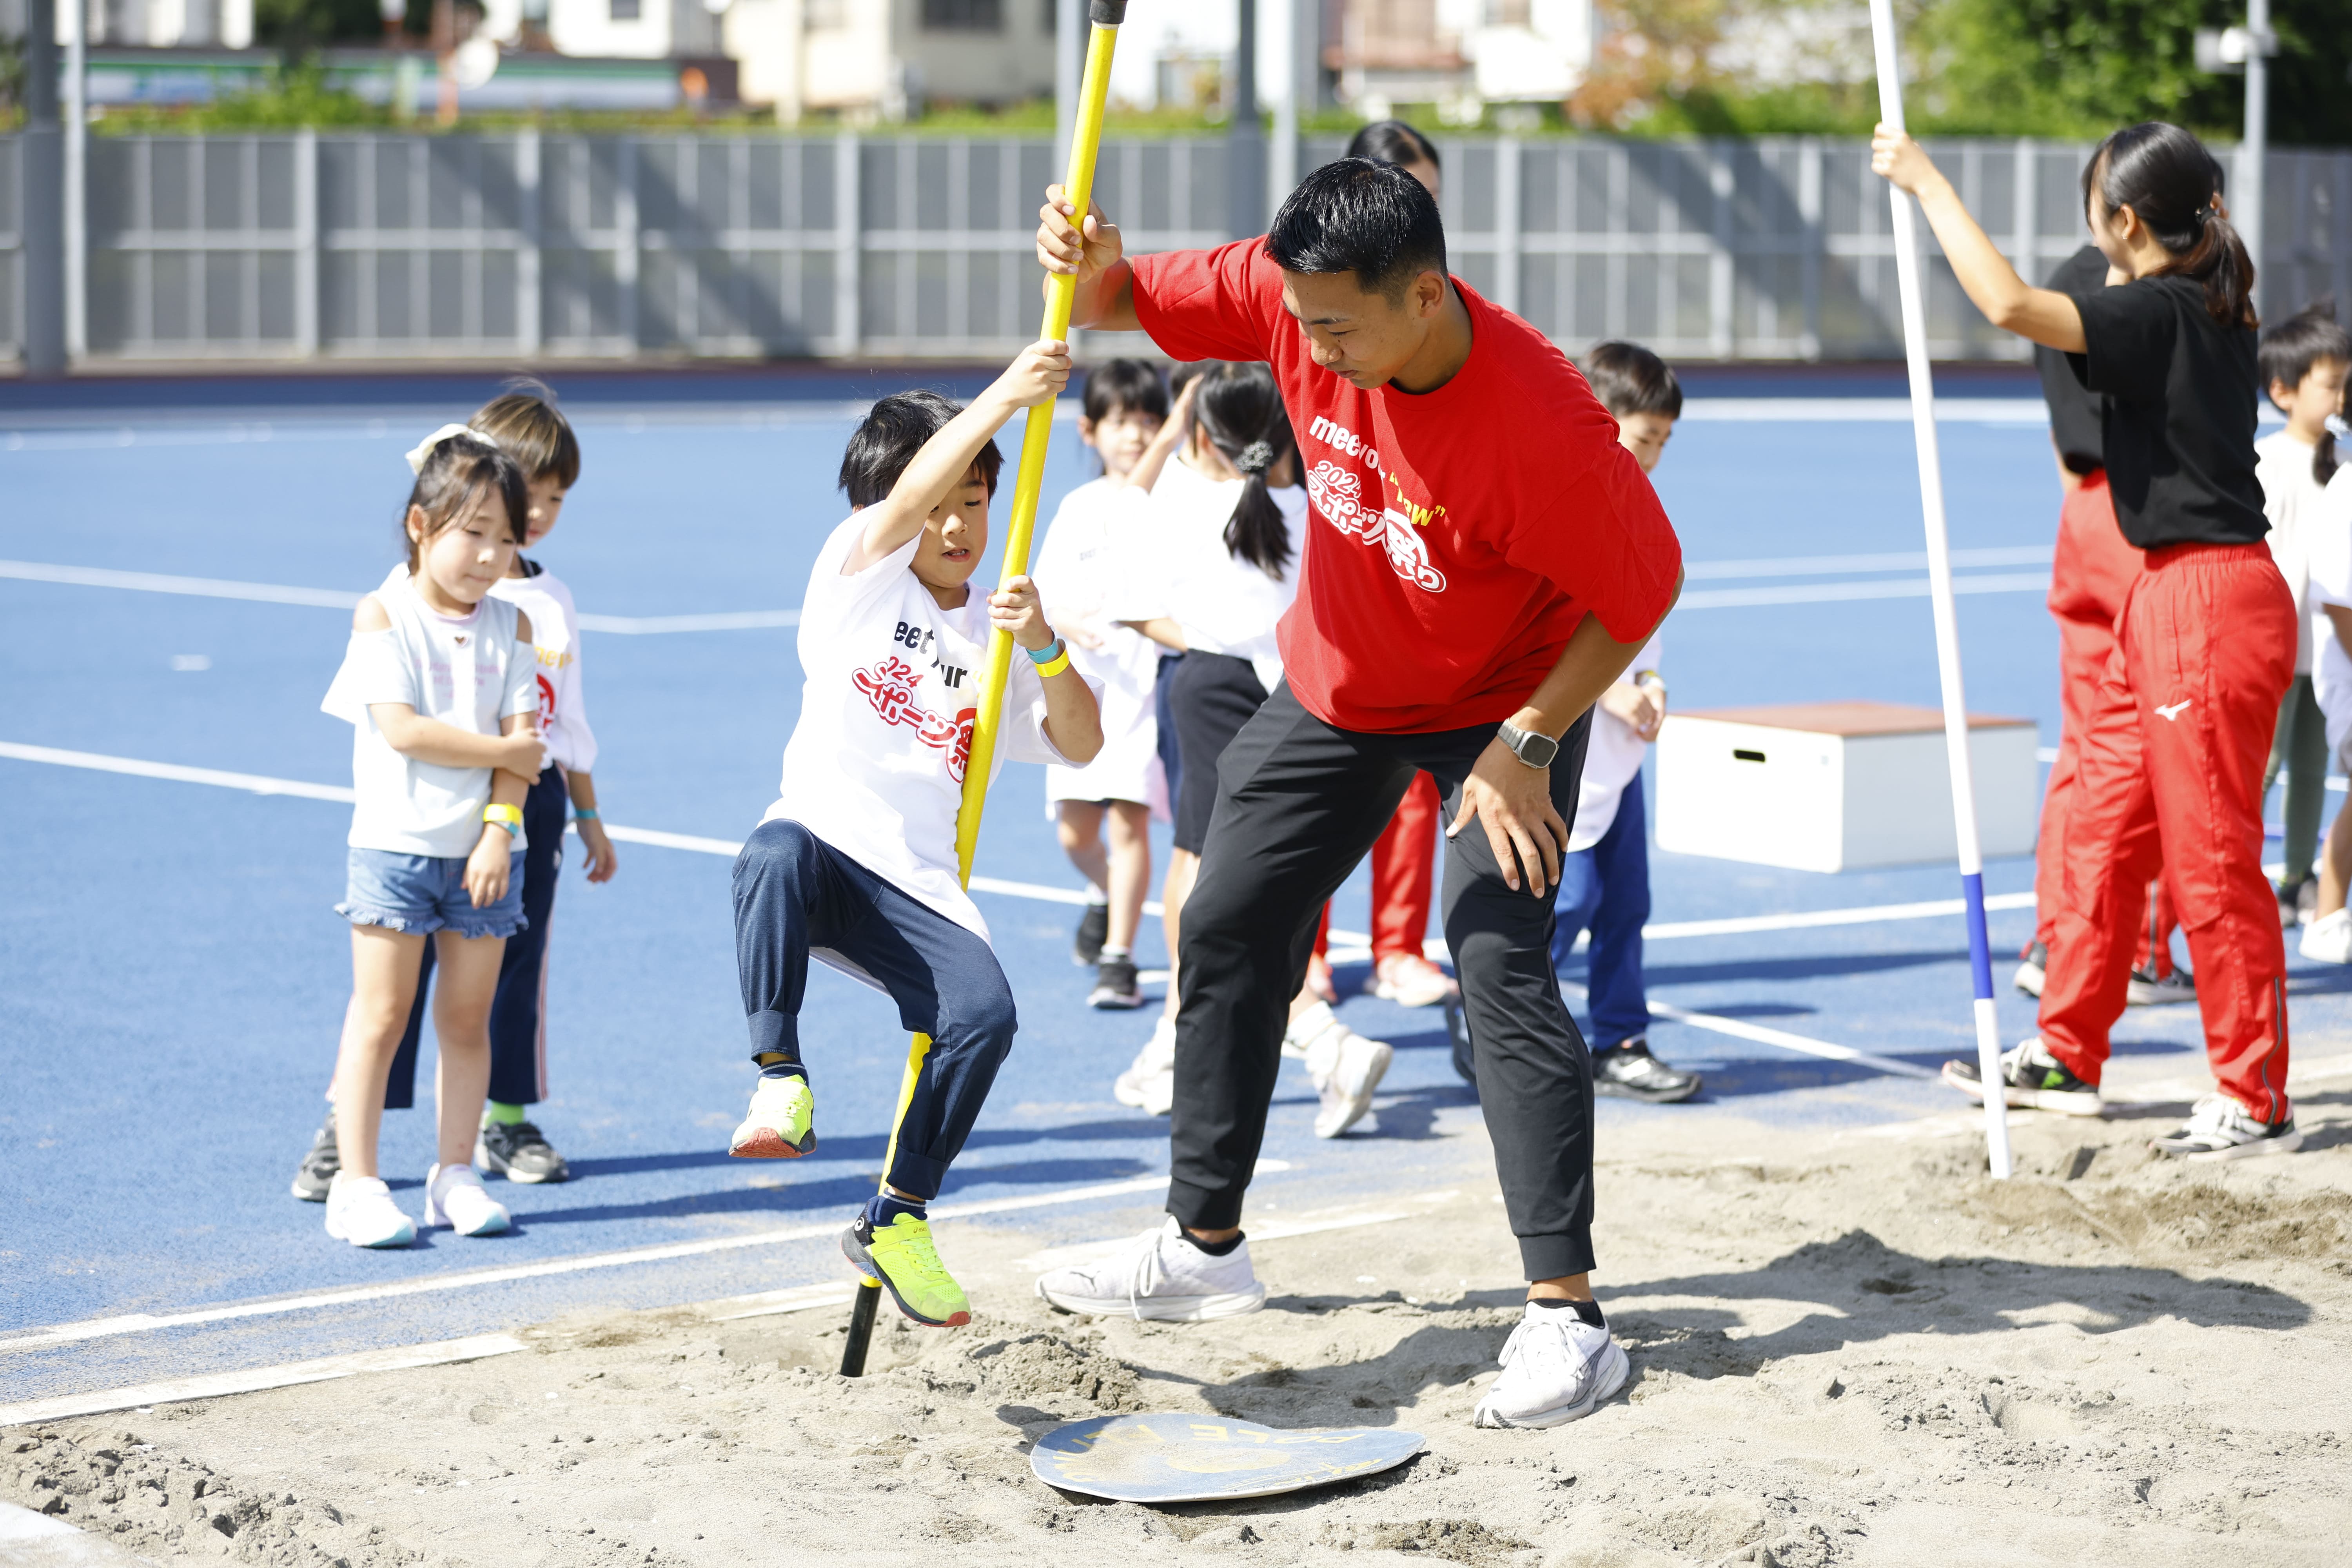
405, 422, 487, 475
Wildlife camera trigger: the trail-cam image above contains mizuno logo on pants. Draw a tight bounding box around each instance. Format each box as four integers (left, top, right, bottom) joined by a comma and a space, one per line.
2155, 700, 2191, 721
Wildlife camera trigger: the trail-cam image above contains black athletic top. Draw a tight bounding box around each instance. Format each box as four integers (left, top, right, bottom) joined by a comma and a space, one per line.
2036, 247, 2108, 475
2068, 274, 2266, 549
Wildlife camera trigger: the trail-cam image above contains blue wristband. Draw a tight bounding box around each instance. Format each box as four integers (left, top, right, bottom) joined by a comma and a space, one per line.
572, 807, 599, 821
1026, 637, 1065, 666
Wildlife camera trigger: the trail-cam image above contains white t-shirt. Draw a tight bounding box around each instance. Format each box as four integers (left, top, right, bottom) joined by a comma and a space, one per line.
1034, 476, 1164, 808
2256, 429, 2329, 674
1102, 453, 1308, 694
492, 561, 599, 774
322, 571, 539, 858
763, 515, 1087, 949
1567, 634, 1664, 855
2302, 468, 2352, 763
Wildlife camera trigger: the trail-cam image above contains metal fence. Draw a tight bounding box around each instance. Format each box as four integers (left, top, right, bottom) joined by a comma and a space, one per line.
3, 130, 2349, 364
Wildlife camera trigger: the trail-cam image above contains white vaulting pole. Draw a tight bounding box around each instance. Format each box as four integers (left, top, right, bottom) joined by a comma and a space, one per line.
1867, 0, 2011, 1180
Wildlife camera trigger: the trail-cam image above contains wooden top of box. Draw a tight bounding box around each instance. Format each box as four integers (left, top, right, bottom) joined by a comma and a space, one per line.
1675, 700, 2034, 737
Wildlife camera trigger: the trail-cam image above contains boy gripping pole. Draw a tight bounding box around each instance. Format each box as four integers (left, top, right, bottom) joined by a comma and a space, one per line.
1866, 0, 2013, 1180
832, 0, 1129, 1377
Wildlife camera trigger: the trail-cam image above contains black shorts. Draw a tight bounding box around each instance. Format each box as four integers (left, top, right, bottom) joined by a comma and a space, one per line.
1166, 651, 1269, 854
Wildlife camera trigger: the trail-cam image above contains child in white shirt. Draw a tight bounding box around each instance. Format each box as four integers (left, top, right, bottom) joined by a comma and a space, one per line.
294, 386, 615, 1206
1549, 343, 1700, 1104
316, 429, 544, 1248
1034, 359, 1170, 1010
727, 341, 1101, 1330
2255, 306, 2350, 918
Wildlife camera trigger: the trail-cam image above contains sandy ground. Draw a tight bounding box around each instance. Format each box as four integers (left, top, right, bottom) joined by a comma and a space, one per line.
8, 1089, 2351, 1568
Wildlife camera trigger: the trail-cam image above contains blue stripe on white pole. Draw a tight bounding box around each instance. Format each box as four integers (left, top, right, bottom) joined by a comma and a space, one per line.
1868, 0, 2014, 1180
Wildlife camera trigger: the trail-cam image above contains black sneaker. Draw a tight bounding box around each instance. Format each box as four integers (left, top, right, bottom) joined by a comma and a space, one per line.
475, 1118, 571, 1184
2013, 941, 2046, 999
1073, 904, 1110, 967
2125, 963, 2195, 1006
1087, 955, 1145, 1009
290, 1111, 338, 1202
1942, 1036, 2102, 1116
1592, 1039, 1701, 1103
2278, 878, 2312, 929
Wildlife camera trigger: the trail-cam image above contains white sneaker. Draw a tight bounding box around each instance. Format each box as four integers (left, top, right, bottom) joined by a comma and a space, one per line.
1371, 952, 1458, 1008
1292, 1002, 1393, 1138
1113, 1016, 1177, 1116
2149, 1094, 2303, 1161
425, 1163, 512, 1236
2299, 908, 2352, 964
1034, 1216, 1268, 1321
1472, 1302, 1630, 1429
324, 1173, 416, 1249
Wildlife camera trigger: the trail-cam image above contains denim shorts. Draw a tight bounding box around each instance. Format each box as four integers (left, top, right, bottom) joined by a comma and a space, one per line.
338, 848, 528, 939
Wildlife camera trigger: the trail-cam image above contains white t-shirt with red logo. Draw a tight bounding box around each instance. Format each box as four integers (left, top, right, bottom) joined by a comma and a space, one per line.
490, 561, 599, 774
763, 514, 1082, 945
1129, 241, 1683, 735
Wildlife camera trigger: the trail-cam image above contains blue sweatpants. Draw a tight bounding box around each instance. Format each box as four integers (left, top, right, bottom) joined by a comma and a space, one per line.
386, 764, 565, 1111
1550, 773, 1652, 1051
731, 818, 1016, 1202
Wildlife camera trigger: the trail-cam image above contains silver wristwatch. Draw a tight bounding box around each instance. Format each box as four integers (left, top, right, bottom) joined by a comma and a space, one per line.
1495, 721, 1559, 769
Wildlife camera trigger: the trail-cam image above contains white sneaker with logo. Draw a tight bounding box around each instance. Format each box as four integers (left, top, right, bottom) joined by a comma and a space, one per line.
1112, 1016, 1177, 1116
1472, 1302, 1630, 1429
425, 1162, 512, 1236
2148, 1094, 2302, 1162
1291, 1001, 1393, 1138
324, 1173, 416, 1249
1034, 1216, 1268, 1321
2298, 908, 2352, 964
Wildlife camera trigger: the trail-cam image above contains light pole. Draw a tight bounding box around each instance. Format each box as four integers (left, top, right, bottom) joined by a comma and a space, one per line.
2195, 2, 2278, 305
1228, 0, 1264, 240
24, 0, 65, 377
65, 0, 86, 362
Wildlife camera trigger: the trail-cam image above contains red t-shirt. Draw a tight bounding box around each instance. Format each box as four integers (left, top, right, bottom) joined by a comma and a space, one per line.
1130, 240, 1683, 734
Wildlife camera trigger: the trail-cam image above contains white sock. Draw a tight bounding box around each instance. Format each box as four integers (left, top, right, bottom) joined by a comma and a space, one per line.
1101, 944, 1131, 960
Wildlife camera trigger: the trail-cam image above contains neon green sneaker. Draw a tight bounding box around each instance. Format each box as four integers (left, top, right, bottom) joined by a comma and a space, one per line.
843, 1212, 971, 1327
728, 1075, 816, 1159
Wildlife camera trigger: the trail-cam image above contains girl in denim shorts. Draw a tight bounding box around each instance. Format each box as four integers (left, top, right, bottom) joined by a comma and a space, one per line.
314, 427, 545, 1248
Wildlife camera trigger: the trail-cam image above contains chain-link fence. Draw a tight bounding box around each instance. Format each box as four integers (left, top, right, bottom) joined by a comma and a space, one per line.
4, 130, 2348, 365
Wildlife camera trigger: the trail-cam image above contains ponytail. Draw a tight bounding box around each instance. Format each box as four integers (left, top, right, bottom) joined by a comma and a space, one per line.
1192, 361, 1298, 581
2083, 122, 2258, 331
2320, 429, 2341, 488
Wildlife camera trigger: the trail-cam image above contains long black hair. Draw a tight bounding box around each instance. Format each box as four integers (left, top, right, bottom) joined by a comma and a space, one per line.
1191, 361, 1296, 580
2082, 122, 2257, 332
2258, 301, 2349, 486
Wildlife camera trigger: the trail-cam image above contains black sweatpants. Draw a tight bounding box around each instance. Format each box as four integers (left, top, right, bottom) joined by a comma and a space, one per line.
1169, 682, 1597, 1281
387, 764, 566, 1111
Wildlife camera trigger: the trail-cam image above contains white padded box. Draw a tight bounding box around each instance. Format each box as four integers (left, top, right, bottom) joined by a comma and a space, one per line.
1655, 700, 2039, 873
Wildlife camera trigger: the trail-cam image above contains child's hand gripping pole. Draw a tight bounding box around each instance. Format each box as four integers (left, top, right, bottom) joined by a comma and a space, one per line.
1868, 0, 2013, 1183
839, 1, 1128, 1381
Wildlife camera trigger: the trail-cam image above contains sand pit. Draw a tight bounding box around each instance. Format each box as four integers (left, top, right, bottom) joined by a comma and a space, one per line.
8, 1094, 2349, 1567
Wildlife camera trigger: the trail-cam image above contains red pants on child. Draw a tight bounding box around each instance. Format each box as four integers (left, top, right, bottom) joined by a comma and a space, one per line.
1314, 771, 1442, 964
2037, 541, 2295, 1119
2037, 470, 2178, 972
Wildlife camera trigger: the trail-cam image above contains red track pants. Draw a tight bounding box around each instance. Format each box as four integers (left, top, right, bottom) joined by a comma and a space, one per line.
2036, 471, 2178, 973
2037, 541, 2295, 1119
1314, 771, 1442, 963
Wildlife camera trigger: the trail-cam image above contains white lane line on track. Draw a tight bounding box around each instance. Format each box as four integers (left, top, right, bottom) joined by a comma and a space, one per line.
1557, 979, 1940, 1080
0, 561, 798, 633
3, 556, 2052, 621
1684, 545, 2052, 580
0, 1334, 530, 1429
0, 1161, 1291, 1358
0, 742, 2040, 947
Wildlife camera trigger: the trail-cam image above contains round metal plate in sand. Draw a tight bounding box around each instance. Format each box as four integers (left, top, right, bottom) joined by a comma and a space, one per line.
1030, 1413, 1426, 1503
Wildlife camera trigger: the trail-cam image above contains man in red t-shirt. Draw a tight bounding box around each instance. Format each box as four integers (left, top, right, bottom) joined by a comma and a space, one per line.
1028, 160, 1684, 1429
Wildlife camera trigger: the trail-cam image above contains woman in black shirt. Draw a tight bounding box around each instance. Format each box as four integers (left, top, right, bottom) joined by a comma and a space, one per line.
1874, 120, 2299, 1160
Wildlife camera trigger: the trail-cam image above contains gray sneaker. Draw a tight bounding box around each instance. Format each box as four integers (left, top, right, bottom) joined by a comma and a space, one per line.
2149, 1095, 2302, 1162
291, 1111, 338, 1202
475, 1118, 571, 1183
1593, 1040, 1700, 1103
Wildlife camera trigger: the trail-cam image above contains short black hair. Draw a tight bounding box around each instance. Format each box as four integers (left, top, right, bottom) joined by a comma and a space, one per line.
1265, 158, 1447, 304
1082, 358, 1169, 423
2258, 301, 2349, 395
838, 390, 1002, 508
1583, 341, 1682, 420
1346, 119, 1440, 173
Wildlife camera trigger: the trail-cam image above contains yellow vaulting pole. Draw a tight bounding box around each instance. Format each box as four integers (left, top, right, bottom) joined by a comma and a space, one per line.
840, 2, 1127, 1380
